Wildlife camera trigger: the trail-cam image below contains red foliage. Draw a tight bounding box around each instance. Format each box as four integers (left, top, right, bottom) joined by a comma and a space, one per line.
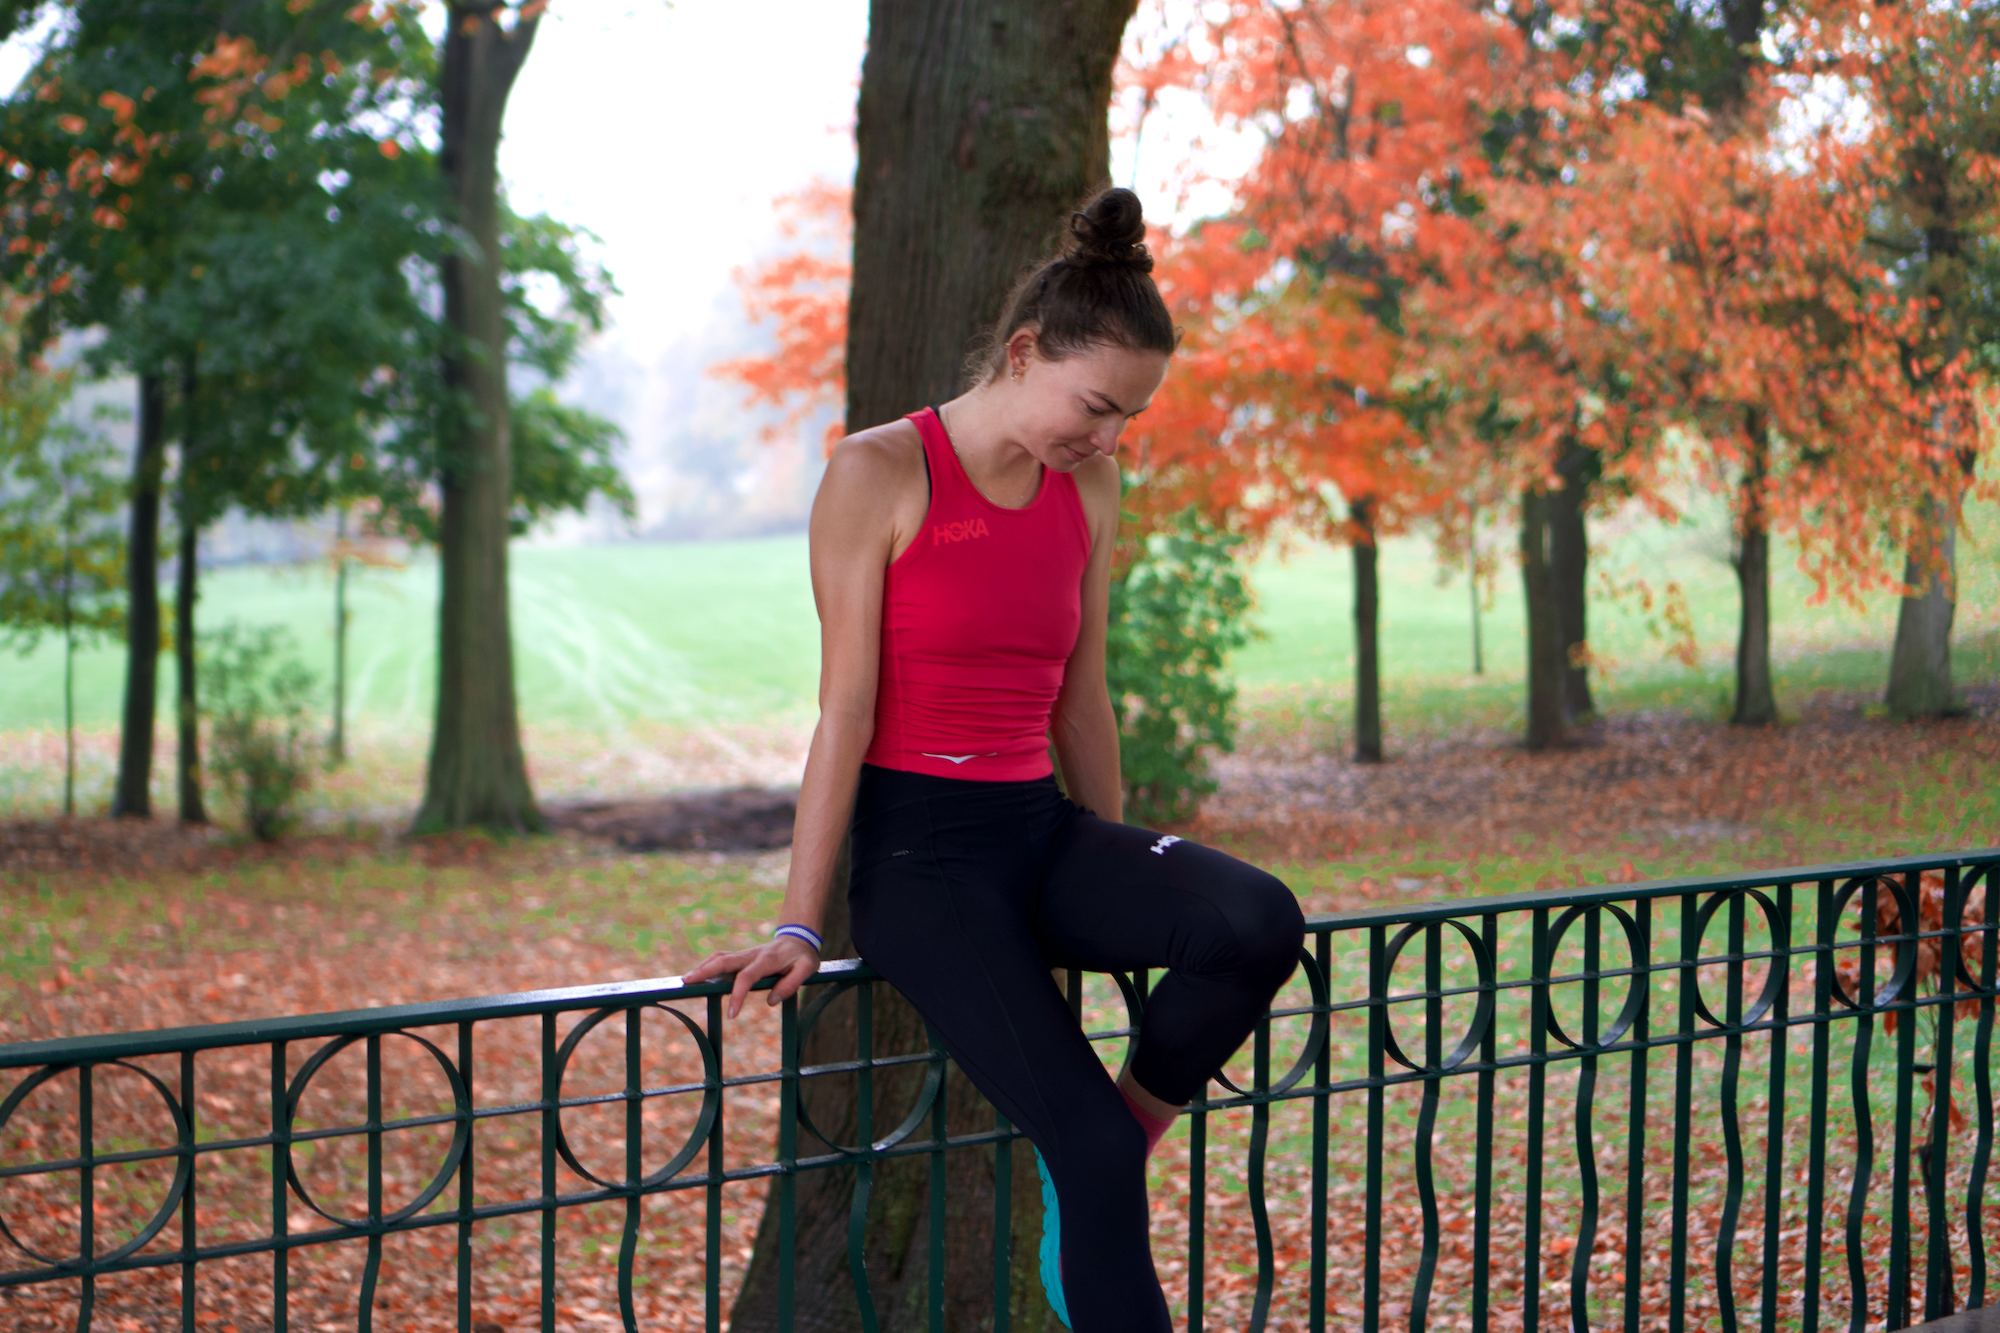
710, 180, 851, 454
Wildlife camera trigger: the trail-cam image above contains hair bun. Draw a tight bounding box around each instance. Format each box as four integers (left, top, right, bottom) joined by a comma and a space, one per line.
1064, 187, 1153, 273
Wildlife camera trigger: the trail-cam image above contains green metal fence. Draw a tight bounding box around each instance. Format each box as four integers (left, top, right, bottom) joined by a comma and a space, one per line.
2, 847, 1997, 1331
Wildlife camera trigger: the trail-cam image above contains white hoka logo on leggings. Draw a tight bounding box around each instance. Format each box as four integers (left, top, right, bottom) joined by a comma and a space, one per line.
1149, 835, 1183, 856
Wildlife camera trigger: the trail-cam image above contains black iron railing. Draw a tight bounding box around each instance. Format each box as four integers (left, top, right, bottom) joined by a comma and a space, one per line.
2, 847, 1997, 1331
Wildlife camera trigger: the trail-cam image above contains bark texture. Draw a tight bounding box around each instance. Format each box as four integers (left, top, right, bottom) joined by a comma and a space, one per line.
1352, 498, 1382, 763
845, 0, 1139, 428
733, 2, 1138, 1328
1548, 441, 1595, 723
1520, 489, 1565, 751
1885, 487, 1964, 719
113, 373, 166, 819
1732, 415, 1776, 726
415, 5, 543, 833
174, 362, 205, 824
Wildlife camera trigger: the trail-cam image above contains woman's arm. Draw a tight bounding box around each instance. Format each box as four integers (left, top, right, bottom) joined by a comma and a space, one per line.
1049, 454, 1125, 822
684, 425, 925, 1017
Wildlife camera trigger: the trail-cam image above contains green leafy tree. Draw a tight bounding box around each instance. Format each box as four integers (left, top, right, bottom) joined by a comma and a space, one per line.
0, 303, 124, 815
0, 0, 436, 819
1108, 505, 1255, 826
2, 3, 630, 829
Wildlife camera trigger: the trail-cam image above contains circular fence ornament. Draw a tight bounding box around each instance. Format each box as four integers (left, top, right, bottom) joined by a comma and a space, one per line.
0, 1059, 192, 1270
551, 1003, 721, 1191
1685, 888, 1790, 1029
786, 981, 945, 1159
1542, 902, 1649, 1051
1375, 922, 1496, 1074
1828, 874, 1921, 1013
282, 1030, 469, 1231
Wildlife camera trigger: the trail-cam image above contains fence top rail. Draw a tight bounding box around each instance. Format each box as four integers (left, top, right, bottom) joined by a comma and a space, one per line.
1313, 845, 2000, 931
4, 846, 1994, 1071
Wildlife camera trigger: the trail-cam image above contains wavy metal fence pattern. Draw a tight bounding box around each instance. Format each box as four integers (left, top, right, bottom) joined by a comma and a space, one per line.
2, 847, 1997, 1332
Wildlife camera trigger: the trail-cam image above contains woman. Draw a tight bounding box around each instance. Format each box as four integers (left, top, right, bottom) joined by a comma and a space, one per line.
686, 187, 1304, 1331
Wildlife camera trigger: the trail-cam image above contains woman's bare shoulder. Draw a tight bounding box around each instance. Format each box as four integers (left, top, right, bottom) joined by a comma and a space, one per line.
812, 418, 929, 551
823, 418, 926, 491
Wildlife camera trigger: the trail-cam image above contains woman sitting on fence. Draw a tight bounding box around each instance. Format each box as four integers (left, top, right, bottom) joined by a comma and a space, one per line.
686, 186, 1304, 1332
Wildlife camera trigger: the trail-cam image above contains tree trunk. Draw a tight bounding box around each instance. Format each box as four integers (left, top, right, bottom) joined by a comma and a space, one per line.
1549, 440, 1595, 723
331, 506, 349, 764
62, 543, 75, 818
175, 361, 206, 824
113, 373, 166, 819
1520, 488, 1565, 750
1352, 497, 1382, 763
734, 2, 1137, 1329
1885, 484, 1965, 720
845, 0, 1139, 426
1732, 414, 1776, 726
1468, 503, 1484, 676
415, 5, 543, 834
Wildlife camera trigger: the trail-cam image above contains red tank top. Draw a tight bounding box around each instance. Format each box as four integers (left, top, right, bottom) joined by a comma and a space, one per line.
863, 407, 1092, 781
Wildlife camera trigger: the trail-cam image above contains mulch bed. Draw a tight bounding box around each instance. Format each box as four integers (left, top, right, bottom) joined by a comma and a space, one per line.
541, 787, 798, 853
0, 787, 802, 879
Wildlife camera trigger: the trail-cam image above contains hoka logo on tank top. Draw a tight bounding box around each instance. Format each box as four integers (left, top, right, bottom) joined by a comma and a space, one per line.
933, 518, 991, 545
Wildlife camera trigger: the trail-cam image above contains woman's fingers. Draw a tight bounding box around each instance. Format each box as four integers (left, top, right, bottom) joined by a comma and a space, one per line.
685, 941, 823, 1018
683, 949, 749, 985
727, 954, 770, 1018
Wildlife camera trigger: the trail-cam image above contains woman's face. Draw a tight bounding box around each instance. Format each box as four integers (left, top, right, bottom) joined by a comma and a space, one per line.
1003, 335, 1170, 472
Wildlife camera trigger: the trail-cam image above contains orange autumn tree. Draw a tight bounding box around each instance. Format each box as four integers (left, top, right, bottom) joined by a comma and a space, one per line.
712, 179, 851, 453
1127, 0, 1534, 759
1478, 0, 1995, 732
1817, 0, 2000, 718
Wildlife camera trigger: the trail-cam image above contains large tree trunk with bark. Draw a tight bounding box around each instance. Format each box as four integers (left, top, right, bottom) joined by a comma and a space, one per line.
113, 373, 166, 818
1520, 488, 1565, 750
174, 361, 205, 824
1885, 467, 1970, 719
1732, 414, 1776, 726
1548, 441, 1595, 724
732, 2, 1137, 1329
415, 5, 543, 833
1352, 497, 1382, 762
843, 0, 1138, 425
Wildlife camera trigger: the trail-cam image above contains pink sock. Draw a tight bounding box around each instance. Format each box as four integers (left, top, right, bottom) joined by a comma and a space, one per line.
1119, 1084, 1176, 1157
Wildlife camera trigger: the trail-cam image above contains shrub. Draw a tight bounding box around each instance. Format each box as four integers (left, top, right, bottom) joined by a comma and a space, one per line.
1107, 506, 1254, 827
201, 624, 319, 841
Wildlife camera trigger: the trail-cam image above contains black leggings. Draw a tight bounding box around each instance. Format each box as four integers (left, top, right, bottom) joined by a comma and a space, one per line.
847, 764, 1304, 1332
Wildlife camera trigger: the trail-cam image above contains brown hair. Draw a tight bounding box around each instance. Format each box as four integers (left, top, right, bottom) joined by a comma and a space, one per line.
973, 186, 1178, 383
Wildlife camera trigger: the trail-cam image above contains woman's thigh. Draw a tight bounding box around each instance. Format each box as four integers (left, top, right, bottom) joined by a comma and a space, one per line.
1031, 812, 1303, 981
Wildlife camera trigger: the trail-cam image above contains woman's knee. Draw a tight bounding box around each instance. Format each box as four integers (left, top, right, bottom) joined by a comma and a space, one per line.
1223, 866, 1305, 982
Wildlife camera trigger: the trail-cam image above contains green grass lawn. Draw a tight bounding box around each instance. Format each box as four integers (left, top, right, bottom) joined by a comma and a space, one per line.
4, 494, 1994, 740
1237, 490, 2000, 735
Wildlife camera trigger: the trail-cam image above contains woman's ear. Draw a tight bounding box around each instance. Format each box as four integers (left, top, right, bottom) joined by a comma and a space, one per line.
1005, 327, 1040, 381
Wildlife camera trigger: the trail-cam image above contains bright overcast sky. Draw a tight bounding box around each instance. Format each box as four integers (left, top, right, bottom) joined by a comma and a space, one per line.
482, 0, 869, 364
0, 0, 1241, 373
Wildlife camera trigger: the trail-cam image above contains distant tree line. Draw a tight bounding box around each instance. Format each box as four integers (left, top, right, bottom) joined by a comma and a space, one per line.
0, 0, 630, 832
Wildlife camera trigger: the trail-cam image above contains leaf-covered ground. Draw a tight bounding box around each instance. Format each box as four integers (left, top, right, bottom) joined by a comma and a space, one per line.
0, 692, 1995, 1331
